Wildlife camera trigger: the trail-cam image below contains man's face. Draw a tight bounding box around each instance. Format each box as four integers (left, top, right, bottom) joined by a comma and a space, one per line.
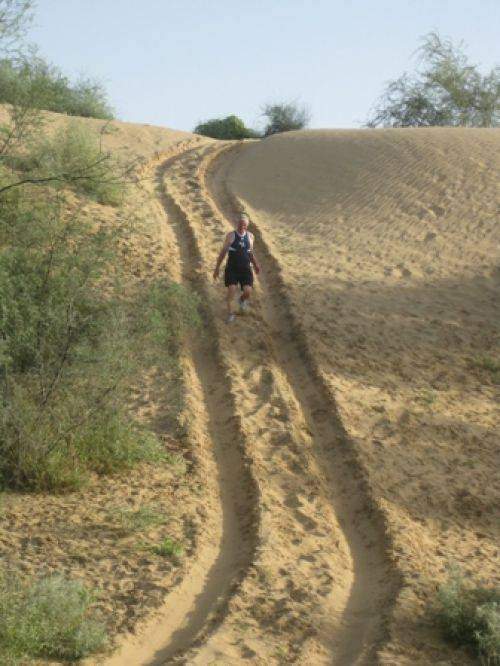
236, 217, 249, 234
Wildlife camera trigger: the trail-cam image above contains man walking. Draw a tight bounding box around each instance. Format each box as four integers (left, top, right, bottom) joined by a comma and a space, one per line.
213, 213, 260, 322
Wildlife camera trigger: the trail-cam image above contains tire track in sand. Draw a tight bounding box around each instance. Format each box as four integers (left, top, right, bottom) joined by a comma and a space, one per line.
153, 147, 261, 663
93, 144, 260, 666
105, 138, 400, 664
200, 142, 401, 664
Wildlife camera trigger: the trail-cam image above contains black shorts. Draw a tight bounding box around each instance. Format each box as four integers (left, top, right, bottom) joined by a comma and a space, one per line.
224, 265, 253, 289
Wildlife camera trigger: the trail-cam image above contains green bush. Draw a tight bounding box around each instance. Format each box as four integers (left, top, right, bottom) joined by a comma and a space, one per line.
194, 114, 259, 139
0, 193, 200, 492
436, 569, 500, 664
0, 55, 114, 119
6, 120, 127, 205
262, 101, 310, 136
0, 573, 107, 663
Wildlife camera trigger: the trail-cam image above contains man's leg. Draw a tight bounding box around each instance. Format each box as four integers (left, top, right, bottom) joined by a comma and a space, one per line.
226, 284, 237, 314
240, 285, 252, 302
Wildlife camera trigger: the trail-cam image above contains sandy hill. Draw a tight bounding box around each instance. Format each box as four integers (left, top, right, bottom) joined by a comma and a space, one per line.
1, 108, 499, 665
226, 127, 500, 662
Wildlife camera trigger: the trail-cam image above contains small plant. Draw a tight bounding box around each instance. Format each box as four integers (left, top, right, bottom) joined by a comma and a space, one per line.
151, 537, 184, 560
435, 568, 500, 664
471, 356, 500, 373
470, 356, 500, 385
416, 389, 437, 405
108, 504, 166, 532
0, 573, 107, 663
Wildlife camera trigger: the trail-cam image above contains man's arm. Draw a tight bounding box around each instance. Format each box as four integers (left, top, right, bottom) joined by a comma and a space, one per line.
213, 232, 234, 279
248, 233, 260, 274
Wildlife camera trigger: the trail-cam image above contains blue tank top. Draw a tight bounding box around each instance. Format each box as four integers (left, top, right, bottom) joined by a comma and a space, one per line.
227, 231, 251, 270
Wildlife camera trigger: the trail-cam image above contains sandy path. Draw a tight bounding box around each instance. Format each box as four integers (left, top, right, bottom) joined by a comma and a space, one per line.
202, 143, 400, 663
89, 145, 260, 666
96, 139, 400, 664
154, 142, 398, 663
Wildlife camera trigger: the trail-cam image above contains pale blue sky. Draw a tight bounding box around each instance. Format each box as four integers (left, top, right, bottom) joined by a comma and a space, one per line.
30, 0, 499, 131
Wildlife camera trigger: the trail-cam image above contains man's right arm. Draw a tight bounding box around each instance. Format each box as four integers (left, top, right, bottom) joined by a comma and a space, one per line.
213, 232, 233, 279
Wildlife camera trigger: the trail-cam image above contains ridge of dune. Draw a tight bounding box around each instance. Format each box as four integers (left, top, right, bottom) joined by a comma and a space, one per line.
226, 127, 500, 664
0, 104, 204, 163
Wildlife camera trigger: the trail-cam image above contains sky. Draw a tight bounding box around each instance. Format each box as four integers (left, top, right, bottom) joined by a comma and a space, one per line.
29, 0, 500, 132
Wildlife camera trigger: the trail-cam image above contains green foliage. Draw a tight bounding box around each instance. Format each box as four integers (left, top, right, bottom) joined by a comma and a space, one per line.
0, 573, 107, 662
151, 537, 184, 560
0, 55, 114, 119
0, 193, 200, 492
262, 101, 310, 136
194, 114, 259, 139
436, 568, 500, 663
3, 119, 127, 205
368, 32, 500, 127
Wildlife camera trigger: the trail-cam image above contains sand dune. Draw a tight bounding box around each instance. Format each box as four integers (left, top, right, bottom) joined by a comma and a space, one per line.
2, 107, 498, 665
227, 128, 500, 663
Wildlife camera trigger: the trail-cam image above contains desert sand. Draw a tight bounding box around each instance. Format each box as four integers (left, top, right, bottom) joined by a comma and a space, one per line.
225, 128, 500, 664
1, 110, 498, 665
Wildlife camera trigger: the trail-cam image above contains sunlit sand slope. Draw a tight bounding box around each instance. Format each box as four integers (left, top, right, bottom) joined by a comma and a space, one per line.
227, 128, 500, 664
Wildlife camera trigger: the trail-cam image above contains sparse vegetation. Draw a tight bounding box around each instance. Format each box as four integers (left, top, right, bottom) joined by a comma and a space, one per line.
0, 1, 113, 119
435, 568, 500, 664
194, 114, 259, 140
471, 356, 500, 373
0, 56, 115, 119
262, 101, 310, 136
415, 389, 437, 405
108, 504, 166, 532
469, 356, 500, 384
4, 119, 129, 204
368, 31, 500, 127
0, 572, 107, 663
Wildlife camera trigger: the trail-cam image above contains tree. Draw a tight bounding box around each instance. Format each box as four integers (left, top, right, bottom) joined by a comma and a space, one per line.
0, 0, 33, 55
368, 32, 499, 128
262, 101, 310, 136
194, 114, 258, 140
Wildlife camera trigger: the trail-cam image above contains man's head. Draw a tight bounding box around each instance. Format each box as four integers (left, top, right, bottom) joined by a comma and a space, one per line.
235, 212, 249, 234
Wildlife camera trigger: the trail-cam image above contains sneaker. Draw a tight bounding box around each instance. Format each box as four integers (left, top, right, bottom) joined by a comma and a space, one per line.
238, 296, 248, 312
226, 313, 236, 323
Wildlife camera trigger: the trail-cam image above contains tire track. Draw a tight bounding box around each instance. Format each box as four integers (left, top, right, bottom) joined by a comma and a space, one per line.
201, 143, 402, 664
152, 147, 261, 663
94, 145, 261, 666
113, 138, 400, 664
